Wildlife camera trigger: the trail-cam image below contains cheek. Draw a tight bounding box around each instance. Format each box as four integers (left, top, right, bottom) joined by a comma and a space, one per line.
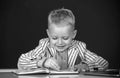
49, 39, 56, 45
64, 39, 72, 45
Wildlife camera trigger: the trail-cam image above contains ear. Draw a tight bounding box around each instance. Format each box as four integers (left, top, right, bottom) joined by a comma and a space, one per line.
46, 29, 50, 37
72, 30, 77, 39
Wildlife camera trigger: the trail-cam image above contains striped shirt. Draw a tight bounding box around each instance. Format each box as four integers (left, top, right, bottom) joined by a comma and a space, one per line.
17, 38, 109, 71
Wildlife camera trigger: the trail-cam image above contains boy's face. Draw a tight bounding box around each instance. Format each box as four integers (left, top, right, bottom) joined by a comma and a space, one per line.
47, 23, 77, 52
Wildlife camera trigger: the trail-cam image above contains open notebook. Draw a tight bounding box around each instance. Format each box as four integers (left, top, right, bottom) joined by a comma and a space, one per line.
14, 68, 79, 75
13, 68, 120, 77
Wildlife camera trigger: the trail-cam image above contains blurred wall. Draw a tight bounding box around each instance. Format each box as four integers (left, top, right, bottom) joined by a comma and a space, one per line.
0, 0, 119, 69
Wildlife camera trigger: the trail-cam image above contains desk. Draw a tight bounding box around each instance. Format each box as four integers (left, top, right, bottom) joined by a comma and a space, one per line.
0, 69, 119, 78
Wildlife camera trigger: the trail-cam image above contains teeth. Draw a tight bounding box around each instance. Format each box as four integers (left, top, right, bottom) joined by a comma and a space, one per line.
57, 46, 64, 48
58, 47, 63, 48
58, 46, 64, 47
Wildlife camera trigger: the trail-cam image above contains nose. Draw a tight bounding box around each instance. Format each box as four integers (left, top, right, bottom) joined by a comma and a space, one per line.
57, 38, 64, 46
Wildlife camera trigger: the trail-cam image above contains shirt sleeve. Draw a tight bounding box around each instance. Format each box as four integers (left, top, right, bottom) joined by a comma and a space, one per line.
17, 38, 49, 70
84, 50, 109, 71
77, 41, 109, 71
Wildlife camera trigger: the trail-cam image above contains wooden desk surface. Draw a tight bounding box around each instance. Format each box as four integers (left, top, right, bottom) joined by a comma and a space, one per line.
0, 69, 119, 78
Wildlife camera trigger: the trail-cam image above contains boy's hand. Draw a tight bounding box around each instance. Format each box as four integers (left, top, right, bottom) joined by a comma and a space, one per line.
44, 57, 60, 71
74, 63, 89, 72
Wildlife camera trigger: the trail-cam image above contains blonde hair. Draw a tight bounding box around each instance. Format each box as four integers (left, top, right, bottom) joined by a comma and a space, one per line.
48, 8, 75, 28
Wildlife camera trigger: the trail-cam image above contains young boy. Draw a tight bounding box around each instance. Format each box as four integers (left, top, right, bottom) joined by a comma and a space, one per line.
17, 8, 109, 72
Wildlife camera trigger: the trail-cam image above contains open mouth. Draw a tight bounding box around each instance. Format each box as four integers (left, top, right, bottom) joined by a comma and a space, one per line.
57, 46, 65, 49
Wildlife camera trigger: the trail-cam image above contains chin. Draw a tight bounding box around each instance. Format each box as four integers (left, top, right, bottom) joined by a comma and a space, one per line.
56, 47, 68, 52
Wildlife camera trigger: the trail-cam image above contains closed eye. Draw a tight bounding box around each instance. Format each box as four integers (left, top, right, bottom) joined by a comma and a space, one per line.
63, 37, 69, 40
52, 37, 57, 40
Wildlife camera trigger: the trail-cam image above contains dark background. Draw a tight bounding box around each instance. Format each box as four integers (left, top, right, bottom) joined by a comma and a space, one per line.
0, 0, 119, 69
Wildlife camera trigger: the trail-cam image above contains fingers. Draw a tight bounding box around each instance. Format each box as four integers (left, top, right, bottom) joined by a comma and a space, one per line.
45, 58, 60, 71
74, 64, 89, 72
50, 61, 60, 71
50, 58, 60, 70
